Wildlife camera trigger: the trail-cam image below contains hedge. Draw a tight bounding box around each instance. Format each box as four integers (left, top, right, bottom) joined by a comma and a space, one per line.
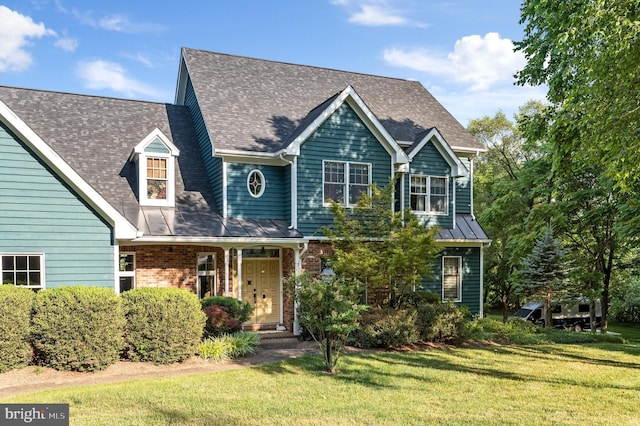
31, 286, 125, 372
121, 287, 206, 364
0, 285, 35, 373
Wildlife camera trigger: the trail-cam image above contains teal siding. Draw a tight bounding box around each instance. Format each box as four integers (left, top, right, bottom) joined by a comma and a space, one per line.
184, 77, 222, 213
226, 163, 288, 220
144, 138, 170, 154
420, 246, 481, 315
407, 141, 454, 228
0, 122, 115, 288
456, 156, 472, 214
297, 103, 392, 236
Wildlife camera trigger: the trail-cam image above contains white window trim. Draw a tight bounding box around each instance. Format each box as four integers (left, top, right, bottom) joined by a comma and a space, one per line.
322, 160, 372, 207
442, 256, 462, 302
247, 169, 266, 198
197, 252, 217, 298
0, 253, 45, 290
410, 174, 449, 216
118, 252, 136, 293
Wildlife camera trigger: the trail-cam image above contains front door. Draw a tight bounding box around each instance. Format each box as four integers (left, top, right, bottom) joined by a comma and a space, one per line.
244, 258, 280, 324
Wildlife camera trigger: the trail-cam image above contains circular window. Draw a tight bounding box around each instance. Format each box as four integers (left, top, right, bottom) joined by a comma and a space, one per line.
247, 169, 265, 198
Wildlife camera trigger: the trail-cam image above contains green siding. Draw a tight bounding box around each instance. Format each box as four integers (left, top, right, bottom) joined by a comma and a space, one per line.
420, 246, 482, 315
407, 141, 454, 228
144, 138, 170, 154
456, 156, 472, 214
0, 122, 115, 289
297, 103, 392, 236
226, 163, 288, 220
184, 77, 222, 213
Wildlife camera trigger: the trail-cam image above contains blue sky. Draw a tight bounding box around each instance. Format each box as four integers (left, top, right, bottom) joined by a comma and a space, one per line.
0, 0, 546, 126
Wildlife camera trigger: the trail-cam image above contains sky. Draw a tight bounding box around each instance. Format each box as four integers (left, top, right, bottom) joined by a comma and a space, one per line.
0, 0, 547, 127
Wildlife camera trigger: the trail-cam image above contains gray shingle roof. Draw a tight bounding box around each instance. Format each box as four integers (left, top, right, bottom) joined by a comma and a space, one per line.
0, 86, 302, 240
181, 48, 484, 154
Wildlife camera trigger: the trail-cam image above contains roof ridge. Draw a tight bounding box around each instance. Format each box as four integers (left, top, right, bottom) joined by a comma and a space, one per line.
181, 47, 416, 84
0, 85, 172, 107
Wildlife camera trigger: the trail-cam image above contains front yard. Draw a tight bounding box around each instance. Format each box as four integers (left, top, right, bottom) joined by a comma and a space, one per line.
2, 342, 639, 425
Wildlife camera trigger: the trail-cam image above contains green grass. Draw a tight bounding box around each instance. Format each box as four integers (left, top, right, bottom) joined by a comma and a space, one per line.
3, 343, 640, 425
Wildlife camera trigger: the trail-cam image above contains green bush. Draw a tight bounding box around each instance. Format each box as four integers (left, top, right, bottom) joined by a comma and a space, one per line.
122, 287, 206, 364
350, 307, 420, 349
400, 291, 441, 308
0, 285, 34, 373
610, 279, 640, 323
419, 302, 469, 342
199, 332, 260, 362
202, 305, 242, 337
31, 287, 125, 372
201, 296, 253, 323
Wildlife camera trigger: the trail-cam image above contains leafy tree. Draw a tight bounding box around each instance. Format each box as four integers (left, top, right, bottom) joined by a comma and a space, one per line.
289, 274, 367, 373
515, 0, 640, 216
470, 103, 554, 321
517, 226, 573, 328
324, 182, 440, 307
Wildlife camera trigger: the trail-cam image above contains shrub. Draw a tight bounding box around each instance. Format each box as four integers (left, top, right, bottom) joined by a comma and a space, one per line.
610, 279, 640, 323
0, 285, 34, 373
400, 291, 441, 308
419, 302, 469, 342
122, 288, 206, 364
350, 307, 420, 349
201, 296, 253, 323
199, 332, 260, 362
31, 287, 125, 372
203, 305, 242, 337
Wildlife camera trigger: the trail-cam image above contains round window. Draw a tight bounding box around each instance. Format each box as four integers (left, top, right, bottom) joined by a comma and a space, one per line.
247, 170, 265, 198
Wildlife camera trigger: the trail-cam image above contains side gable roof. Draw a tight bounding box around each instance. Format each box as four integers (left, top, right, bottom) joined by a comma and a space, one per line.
407, 128, 468, 177
176, 48, 484, 155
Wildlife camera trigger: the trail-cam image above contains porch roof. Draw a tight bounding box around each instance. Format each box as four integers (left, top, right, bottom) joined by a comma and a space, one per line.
122, 206, 302, 240
436, 214, 490, 243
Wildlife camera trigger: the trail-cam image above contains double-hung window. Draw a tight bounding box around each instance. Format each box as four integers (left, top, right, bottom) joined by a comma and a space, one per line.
146, 157, 168, 200
1, 254, 44, 290
118, 253, 135, 293
323, 161, 371, 206
442, 256, 462, 302
410, 175, 448, 214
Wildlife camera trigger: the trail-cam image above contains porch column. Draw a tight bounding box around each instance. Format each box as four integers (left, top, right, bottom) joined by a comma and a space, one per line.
224, 248, 230, 297
237, 248, 243, 301
293, 243, 307, 335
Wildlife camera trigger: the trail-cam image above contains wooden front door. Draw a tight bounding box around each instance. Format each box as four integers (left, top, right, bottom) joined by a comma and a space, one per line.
244, 258, 280, 324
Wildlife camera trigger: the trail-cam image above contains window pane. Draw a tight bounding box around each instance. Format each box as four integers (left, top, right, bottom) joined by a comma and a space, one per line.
324, 183, 345, 203
16, 256, 27, 271
349, 184, 368, 204
119, 277, 133, 293
197, 254, 215, 272
147, 179, 167, 200
2, 272, 14, 284
443, 258, 460, 300
349, 164, 369, 185
430, 177, 447, 213
29, 256, 40, 270
119, 254, 134, 272
411, 194, 426, 211
410, 176, 428, 211
15, 272, 28, 286
29, 272, 41, 285
2, 256, 13, 271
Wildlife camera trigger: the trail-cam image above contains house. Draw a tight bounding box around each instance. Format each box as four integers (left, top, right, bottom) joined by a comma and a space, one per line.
0, 48, 489, 333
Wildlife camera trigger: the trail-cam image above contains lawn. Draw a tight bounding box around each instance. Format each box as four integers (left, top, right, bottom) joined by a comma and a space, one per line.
2, 343, 640, 425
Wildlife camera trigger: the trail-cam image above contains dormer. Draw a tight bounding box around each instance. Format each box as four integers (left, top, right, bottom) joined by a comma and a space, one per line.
130, 129, 180, 207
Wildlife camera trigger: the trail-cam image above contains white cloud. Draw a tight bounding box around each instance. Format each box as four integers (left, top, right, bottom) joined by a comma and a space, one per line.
76, 60, 163, 99
384, 32, 526, 91
73, 10, 165, 33
125, 52, 154, 68
331, 0, 426, 27
54, 37, 78, 52
0, 5, 56, 72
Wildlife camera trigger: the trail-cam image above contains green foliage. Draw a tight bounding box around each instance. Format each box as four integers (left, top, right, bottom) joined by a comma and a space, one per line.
0, 285, 34, 373
31, 287, 125, 372
201, 296, 253, 323
198, 332, 260, 363
323, 182, 440, 306
610, 279, 640, 323
418, 302, 470, 342
290, 274, 367, 372
121, 288, 206, 364
349, 307, 420, 349
517, 226, 573, 327
399, 291, 441, 308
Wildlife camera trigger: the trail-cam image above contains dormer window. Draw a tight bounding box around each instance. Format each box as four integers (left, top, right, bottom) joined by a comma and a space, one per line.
131, 129, 180, 207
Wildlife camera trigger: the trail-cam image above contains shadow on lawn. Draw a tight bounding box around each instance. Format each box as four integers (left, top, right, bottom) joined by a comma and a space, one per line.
283, 344, 640, 392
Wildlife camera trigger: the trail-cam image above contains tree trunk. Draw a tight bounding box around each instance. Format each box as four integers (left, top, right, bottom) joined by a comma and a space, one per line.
544, 297, 552, 329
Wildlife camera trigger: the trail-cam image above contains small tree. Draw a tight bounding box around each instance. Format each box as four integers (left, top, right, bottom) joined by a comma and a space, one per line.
517, 226, 573, 328
324, 182, 440, 307
289, 274, 367, 373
